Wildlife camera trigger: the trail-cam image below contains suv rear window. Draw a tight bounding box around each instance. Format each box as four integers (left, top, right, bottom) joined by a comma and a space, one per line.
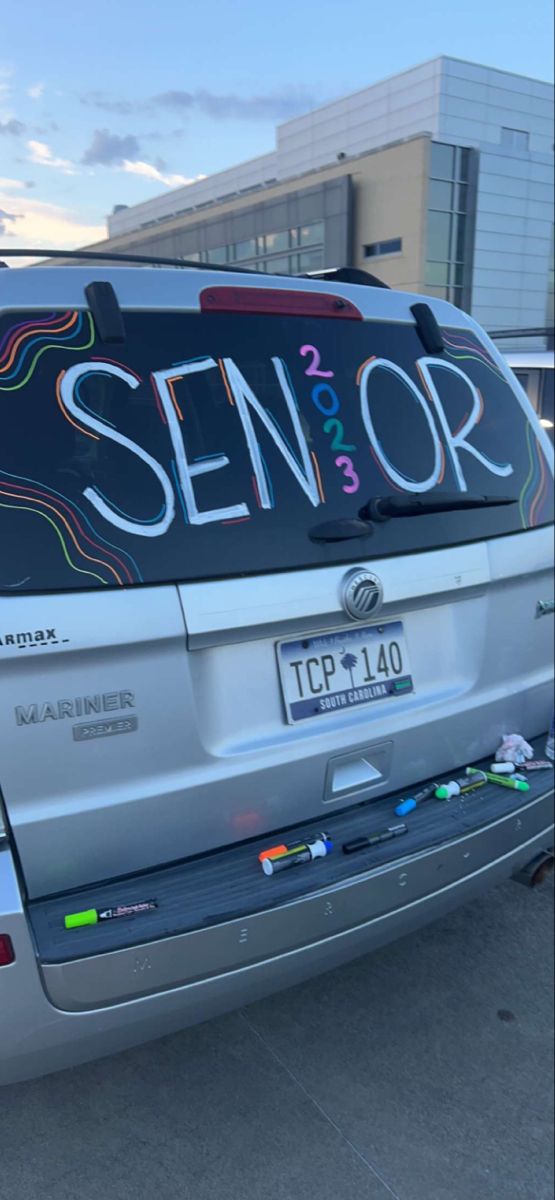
1, 307, 553, 592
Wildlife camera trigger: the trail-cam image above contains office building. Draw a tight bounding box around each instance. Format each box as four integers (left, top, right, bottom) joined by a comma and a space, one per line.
80, 57, 554, 339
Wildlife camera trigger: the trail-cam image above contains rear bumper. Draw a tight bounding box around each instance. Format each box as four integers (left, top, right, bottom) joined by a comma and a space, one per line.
1, 787, 553, 1085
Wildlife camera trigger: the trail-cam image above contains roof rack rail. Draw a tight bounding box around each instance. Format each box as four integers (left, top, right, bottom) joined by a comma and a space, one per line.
307, 267, 389, 289
0, 247, 263, 275
0, 251, 392, 293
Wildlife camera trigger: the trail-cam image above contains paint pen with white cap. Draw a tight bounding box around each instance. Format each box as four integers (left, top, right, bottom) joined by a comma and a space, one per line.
435, 774, 487, 800
466, 767, 529, 792
260, 833, 332, 876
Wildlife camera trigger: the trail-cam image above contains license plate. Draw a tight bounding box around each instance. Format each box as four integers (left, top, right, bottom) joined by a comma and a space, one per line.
277, 621, 413, 723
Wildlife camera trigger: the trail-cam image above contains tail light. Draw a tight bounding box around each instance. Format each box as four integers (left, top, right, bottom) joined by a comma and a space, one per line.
200, 286, 362, 319
0, 934, 15, 965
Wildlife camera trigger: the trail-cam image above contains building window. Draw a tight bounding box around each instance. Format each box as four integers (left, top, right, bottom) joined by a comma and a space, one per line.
267, 255, 291, 273
206, 245, 228, 264
364, 238, 402, 258
425, 142, 471, 308
428, 179, 452, 211
501, 127, 529, 151
299, 221, 324, 247
425, 212, 451, 263
264, 230, 289, 254
424, 261, 450, 286
430, 142, 455, 181
233, 238, 257, 261
298, 249, 324, 272
184, 222, 326, 277
546, 225, 554, 330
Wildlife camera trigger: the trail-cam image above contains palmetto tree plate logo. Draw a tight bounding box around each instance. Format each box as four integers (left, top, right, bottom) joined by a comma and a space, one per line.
341, 651, 358, 688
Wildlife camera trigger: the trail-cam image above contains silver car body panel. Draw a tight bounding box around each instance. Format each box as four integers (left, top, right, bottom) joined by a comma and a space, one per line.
1, 523, 552, 898
0, 266, 553, 1081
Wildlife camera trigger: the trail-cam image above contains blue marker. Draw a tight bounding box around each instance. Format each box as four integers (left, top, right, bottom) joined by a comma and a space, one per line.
395, 782, 438, 816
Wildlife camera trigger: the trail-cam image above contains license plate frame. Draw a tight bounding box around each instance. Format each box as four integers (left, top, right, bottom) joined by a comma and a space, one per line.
276, 620, 414, 724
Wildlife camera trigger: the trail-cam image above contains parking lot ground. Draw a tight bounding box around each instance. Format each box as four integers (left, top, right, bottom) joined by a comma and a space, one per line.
1, 873, 553, 1200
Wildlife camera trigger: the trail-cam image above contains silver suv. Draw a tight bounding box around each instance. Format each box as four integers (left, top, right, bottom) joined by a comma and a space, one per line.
0, 260, 553, 1084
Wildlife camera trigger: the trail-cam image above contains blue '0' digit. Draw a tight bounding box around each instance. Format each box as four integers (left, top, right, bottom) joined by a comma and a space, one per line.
311, 383, 340, 416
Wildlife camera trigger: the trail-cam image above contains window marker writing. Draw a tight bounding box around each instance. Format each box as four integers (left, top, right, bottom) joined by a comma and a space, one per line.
466, 767, 529, 792
261, 833, 332, 876
435, 774, 487, 800
64, 900, 157, 930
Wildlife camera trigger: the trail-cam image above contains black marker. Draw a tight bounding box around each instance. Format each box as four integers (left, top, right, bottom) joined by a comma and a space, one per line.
343, 823, 408, 855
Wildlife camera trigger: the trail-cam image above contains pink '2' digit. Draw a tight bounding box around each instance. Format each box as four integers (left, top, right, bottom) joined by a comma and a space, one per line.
300, 344, 334, 378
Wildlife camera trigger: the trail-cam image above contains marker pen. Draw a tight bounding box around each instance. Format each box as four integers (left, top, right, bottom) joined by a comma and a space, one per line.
466, 767, 529, 792
435, 774, 487, 800
262, 833, 333, 875
258, 843, 288, 863
395, 783, 438, 816
343, 823, 408, 854
64, 900, 157, 930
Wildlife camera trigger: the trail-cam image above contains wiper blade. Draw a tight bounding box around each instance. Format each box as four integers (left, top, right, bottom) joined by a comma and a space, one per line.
360, 494, 517, 521
309, 517, 374, 543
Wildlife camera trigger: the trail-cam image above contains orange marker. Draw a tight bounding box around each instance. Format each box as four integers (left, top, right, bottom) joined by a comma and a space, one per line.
258, 843, 288, 863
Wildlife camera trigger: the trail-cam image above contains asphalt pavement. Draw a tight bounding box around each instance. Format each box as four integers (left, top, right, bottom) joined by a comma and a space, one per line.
1, 873, 553, 1200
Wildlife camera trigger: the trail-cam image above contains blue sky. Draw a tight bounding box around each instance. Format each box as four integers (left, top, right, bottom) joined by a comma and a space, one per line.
1, 0, 553, 256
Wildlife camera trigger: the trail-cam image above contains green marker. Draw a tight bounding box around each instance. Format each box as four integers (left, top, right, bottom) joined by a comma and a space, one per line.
435, 774, 486, 800
466, 767, 529, 792
65, 909, 98, 929
64, 900, 157, 930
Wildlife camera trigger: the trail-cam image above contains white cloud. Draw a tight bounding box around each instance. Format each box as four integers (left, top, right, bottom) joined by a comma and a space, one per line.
121, 158, 203, 188
27, 81, 45, 100
26, 139, 76, 175
0, 183, 105, 265
0, 177, 26, 190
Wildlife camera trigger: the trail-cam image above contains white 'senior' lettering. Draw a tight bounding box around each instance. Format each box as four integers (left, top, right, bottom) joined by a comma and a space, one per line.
417, 357, 514, 491
152, 358, 249, 525
60, 362, 175, 537
359, 358, 443, 492
223, 356, 320, 508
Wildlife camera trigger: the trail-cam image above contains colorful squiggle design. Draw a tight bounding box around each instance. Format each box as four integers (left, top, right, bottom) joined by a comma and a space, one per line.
0, 470, 142, 586
0, 312, 143, 585
519, 423, 552, 529
0, 311, 56, 357
442, 332, 508, 384
0, 311, 95, 391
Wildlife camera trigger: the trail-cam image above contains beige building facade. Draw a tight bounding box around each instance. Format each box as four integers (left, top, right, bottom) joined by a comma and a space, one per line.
70, 57, 553, 336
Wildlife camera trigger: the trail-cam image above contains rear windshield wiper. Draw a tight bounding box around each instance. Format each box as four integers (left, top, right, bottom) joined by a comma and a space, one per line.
309, 517, 374, 543
308, 493, 517, 540
360, 494, 517, 521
